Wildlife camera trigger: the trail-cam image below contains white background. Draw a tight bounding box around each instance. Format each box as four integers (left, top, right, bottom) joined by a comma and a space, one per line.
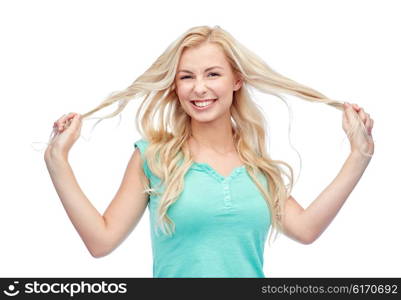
1, 0, 400, 277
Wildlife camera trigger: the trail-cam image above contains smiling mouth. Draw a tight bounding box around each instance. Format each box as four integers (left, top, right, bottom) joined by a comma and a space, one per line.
190, 98, 217, 108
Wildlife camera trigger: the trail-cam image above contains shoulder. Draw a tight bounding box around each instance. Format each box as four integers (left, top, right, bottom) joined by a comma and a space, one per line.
134, 138, 150, 151
133, 138, 152, 179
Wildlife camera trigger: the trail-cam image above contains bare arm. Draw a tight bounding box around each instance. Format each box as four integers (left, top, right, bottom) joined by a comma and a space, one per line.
282, 151, 372, 244
44, 152, 107, 256
44, 148, 149, 257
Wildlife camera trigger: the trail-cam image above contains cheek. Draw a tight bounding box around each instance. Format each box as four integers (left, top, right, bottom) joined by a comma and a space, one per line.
215, 80, 233, 95
175, 89, 189, 109
175, 85, 189, 99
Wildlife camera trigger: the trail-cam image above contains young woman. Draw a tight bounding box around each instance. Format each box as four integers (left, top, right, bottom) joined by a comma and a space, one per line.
44, 25, 374, 278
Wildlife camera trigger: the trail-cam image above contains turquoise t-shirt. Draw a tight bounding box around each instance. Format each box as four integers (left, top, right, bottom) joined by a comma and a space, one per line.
134, 139, 271, 278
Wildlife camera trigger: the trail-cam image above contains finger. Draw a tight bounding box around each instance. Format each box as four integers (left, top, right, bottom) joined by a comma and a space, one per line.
54, 114, 66, 125
57, 112, 75, 123
357, 108, 367, 123
55, 113, 77, 131
54, 118, 64, 131
365, 116, 372, 134
63, 113, 76, 123
365, 113, 370, 126
55, 114, 67, 126
344, 102, 356, 121
62, 114, 77, 130
64, 113, 81, 131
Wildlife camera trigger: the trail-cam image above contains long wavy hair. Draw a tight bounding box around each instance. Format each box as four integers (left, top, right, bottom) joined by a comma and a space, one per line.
72, 25, 371, 244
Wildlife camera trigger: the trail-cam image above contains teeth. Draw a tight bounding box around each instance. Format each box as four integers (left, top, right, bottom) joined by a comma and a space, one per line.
195, 101, 213, 107
193, 99, 216, 107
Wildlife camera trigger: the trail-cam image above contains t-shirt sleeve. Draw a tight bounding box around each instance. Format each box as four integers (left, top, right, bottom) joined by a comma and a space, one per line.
134, 139, 152, 179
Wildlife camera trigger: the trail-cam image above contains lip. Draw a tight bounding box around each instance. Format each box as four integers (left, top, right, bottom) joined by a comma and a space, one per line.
190, 99, 218, 111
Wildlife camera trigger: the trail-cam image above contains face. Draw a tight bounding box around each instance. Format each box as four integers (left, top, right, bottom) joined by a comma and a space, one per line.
175, 43, 242, 123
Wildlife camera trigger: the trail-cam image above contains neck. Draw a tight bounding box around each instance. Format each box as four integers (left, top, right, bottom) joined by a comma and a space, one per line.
189, 115, 236, 154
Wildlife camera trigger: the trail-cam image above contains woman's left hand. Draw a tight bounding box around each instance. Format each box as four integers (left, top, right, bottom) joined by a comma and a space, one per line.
342, 102, 374, 156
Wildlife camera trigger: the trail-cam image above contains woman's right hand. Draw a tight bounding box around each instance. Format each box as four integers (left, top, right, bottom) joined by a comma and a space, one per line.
45, 112, 83, 161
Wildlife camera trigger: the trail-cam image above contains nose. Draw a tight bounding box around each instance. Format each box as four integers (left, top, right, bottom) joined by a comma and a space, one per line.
193, 78, 209, 96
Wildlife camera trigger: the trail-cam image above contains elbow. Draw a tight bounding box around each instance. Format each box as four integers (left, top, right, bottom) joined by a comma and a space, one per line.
90, 250, 108, 259
88, 235, 120, 258
300, 235, 316, 245
89, 249, 104, 258
300, 231, 319, 245
89, 246, 111, 258
91, 252, 105, 259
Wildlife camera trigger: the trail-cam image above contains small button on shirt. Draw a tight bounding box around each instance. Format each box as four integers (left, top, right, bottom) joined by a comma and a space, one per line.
134, 139, 271, 278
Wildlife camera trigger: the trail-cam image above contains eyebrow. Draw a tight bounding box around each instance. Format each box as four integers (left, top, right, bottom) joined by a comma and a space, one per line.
177, 66, 224, 74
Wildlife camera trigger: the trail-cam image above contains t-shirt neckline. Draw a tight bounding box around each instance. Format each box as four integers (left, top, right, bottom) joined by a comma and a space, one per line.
191, 161, 246, 182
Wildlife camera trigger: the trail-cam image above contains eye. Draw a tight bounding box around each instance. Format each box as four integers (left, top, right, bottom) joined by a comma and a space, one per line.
179, 73, 220, 80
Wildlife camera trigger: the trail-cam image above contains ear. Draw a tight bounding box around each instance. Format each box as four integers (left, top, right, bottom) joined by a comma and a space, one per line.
233, 73, 243, 91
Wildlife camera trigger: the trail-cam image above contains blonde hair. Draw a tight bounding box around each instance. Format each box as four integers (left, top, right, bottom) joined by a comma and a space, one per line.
76, 25, 371, 244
